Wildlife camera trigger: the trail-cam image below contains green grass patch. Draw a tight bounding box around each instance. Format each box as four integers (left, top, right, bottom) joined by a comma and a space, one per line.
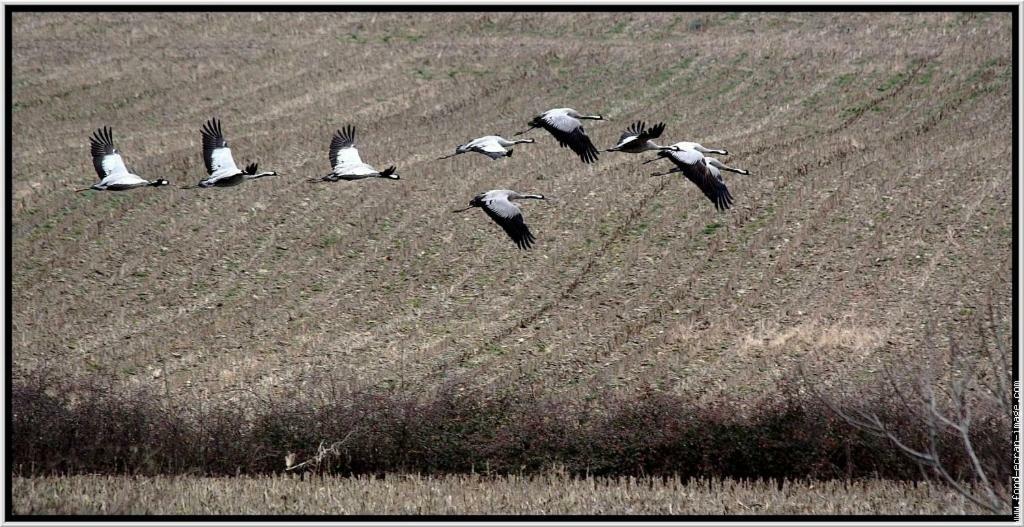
344, 32, 368, 44
628, 222, 650, 236
413, 67, 433, 80
485, 343, 505, 356
653, 56, 694, 85
833, 73, 856, 88
319, 233, 341, 248
917, 64, 935, 86
876, 71, 907, 92
703, 222, 723, 235
717, 78, 742, 95
608, 20, 628, 35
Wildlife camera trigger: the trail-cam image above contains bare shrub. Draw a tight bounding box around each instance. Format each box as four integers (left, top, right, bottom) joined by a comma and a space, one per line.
804, 304, 1012, 514
12, 370, 1006, 483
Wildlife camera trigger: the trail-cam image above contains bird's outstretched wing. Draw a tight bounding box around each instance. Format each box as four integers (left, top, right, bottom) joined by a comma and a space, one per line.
614, 121, 667, 150
540, 113, 599, 164
615, 120, 647, 147
201, 118, 240, 178
481, 195, 536, 249
639, 122, 666, 141
330, 125, 363, 169
89, 127, 130, 179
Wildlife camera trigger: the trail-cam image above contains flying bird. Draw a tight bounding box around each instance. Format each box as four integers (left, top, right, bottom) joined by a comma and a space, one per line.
186, 118, 278, 188
310, 125, 399, 182
648, 144, 734, 211
76, 127, 168, 192
606, 121, 679, 154
515, 108, 604, 164
453, 189, 546, 249
438, 136, 535, 160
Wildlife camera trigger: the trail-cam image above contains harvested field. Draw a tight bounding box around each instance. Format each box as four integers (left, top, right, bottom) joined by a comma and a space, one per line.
9, 8, 1014, 517
11, 474, 994, 515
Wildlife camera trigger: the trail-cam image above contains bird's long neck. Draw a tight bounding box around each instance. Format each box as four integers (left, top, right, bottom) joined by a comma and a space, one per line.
579, 115, 603, 120
695, 145, 728, 155
513, 139, 535, 145
515, 193, 544, 200
248, 171, 277, 179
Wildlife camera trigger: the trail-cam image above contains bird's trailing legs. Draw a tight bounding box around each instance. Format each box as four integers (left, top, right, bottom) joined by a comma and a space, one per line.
513, 125, 537, 137
650, 167, 681, 178
706, 157, 751, 175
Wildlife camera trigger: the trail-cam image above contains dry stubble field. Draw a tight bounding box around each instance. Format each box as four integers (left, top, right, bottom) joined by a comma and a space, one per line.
10, 10, 1013, 515
11, 474, 992, 515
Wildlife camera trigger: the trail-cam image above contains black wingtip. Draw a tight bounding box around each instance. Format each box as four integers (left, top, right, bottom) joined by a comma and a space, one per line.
714, 187, 735, 211
516, 233, 536, 250
648, 122, 666, 139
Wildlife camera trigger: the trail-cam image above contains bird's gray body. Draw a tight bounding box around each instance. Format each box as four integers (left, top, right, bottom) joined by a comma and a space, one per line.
649, 142, 734, 211
462, 189, 546, 249
517, 107, 604, 164
442, 135, 535, 160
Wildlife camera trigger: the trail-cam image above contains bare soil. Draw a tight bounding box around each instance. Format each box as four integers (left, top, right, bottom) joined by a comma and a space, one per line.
13, 11, 1012, 404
